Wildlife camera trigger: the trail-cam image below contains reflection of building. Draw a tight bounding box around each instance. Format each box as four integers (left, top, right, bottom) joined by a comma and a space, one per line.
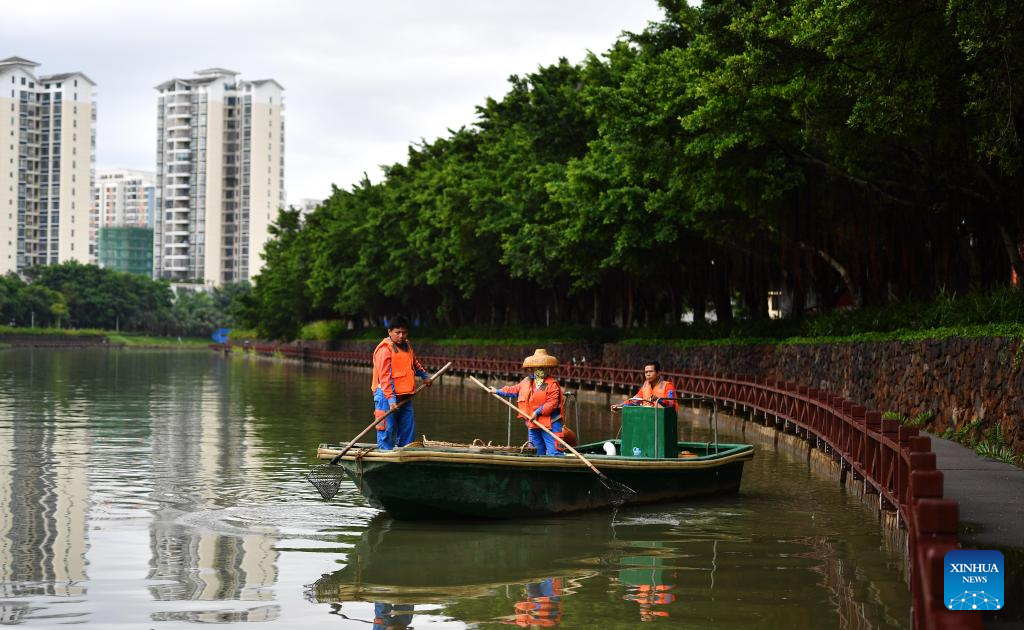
0, 56, 95, 274
153, 68, 285, 286
0, 409, 89, 608
148, 394, 277, 603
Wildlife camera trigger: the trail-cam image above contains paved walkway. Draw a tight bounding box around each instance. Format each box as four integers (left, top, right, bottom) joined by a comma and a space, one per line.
927, 437, 1023, 627
930, 436, 1024, 549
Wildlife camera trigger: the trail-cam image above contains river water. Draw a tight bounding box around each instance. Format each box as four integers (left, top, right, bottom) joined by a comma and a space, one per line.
0, 348, 910, 628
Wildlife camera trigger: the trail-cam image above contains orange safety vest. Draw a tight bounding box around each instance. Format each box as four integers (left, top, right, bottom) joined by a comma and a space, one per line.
370, 338, 418, 397
511, 376, 563, 429
633, 378, 676, 407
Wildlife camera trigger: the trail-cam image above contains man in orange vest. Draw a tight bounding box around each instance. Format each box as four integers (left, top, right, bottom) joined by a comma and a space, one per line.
372, 316, 431, 449
614, 361, 676, 409
490, 349, 565, 456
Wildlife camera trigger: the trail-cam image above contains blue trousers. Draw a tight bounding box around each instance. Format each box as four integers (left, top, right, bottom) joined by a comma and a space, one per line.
373, 603, 413, 630
529, 420, 564, 456
374, 388, 415, 449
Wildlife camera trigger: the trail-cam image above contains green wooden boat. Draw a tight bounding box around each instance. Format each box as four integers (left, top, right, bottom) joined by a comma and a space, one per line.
315, 438, 754, 520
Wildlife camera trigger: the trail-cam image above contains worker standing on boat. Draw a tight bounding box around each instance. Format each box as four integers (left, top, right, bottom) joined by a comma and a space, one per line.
490, 349, 565, 456
614, 361, 676, 409
372, 316, 431, 450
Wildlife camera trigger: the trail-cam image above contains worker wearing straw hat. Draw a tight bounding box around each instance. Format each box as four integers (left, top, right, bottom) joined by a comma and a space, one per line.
489, 349, 565, 456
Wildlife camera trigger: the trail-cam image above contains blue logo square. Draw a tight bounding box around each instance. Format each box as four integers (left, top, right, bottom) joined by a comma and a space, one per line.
944, 550, 1004, 611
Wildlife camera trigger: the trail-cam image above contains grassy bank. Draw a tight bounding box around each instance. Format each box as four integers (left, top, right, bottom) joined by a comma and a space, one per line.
0, 326, 209, 348
0, 325, 107, 337
105, 333, 210, 348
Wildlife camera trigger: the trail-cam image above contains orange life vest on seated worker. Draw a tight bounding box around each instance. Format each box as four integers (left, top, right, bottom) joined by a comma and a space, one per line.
630, 378, 676, 408
370, 337, 425, 399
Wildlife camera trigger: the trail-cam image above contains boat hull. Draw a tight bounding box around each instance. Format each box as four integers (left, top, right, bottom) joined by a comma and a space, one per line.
320, 441, 753, 520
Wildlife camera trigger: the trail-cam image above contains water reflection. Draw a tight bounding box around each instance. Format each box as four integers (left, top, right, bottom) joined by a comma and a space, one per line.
619, 542, 678, 623
310, 514, 715, 626
373, 602, 415, 629
507, 578, 563, 626
0, 349, 912, 627
0, 415, 89, 599
310, 515, 602, 603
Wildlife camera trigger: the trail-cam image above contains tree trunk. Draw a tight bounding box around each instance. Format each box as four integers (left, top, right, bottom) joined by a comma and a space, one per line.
625, 278, 635, 329
713, 256, 733, 329
691, 266, 707, 328
997, 223, 1024, 287
798, 241, 862, 308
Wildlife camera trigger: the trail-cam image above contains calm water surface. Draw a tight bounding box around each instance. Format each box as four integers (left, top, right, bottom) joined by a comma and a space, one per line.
0, 349, 910, 628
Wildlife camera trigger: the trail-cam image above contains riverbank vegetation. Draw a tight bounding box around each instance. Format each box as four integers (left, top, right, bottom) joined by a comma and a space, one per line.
1, 262, 248, 338
283, 287, 1024, 347
0, 326, 208, 347
243, 0, 1024, 342
886, 410, 1023, 466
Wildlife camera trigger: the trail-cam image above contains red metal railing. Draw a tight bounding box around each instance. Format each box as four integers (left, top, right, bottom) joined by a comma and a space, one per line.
218, 343, 980, 629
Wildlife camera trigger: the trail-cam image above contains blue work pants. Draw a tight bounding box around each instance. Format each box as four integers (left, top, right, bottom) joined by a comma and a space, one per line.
528, 420, 564, 456
374, 388, 415, 449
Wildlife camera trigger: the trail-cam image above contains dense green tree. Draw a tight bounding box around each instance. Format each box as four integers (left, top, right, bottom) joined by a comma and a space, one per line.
240, 0, 1024, 337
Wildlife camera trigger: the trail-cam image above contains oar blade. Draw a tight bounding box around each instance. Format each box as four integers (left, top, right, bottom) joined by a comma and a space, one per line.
306, 463, 346, 501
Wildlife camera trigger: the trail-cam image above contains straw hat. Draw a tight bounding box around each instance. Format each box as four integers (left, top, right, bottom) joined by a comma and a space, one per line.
522, 348, 559, 368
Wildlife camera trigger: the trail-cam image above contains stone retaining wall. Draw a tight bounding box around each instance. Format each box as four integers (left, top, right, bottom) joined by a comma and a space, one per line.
606, 337, 1023, 457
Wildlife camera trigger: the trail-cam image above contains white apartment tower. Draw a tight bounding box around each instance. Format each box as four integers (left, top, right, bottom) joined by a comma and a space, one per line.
93, 169, 155, 228
154, 68, 284, 286
0, 57, 95, 274
91, 169, 155, 263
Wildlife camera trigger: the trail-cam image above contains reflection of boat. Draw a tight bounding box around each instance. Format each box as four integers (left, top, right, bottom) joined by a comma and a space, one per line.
309, 515, 607, 604
316, 439, 753, 520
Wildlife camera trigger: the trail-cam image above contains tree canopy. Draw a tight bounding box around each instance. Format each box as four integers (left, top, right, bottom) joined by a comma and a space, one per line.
5, 263, 249, 337
244, 0, 1024, 339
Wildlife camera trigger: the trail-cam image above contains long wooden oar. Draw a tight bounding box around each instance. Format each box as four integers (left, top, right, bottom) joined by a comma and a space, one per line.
469, 375, 637, 506
307, 362, 452, 500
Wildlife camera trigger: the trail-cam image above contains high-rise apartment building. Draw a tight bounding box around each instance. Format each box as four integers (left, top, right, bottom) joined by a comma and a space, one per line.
154, 68, 284, 286
91, 169, 155, 264
0, 57, 95, 275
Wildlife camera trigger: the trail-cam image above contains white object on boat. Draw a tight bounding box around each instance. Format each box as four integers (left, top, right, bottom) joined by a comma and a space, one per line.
603, 441, 617, 456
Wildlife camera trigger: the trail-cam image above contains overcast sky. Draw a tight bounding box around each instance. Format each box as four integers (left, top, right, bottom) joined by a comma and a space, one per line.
3, 1, 667, 205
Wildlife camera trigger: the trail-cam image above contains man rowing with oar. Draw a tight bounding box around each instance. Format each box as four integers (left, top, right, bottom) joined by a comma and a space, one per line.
371, 316, 431, 449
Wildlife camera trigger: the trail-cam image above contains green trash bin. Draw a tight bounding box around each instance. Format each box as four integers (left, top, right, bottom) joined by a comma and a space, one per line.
621, 405, 678, 459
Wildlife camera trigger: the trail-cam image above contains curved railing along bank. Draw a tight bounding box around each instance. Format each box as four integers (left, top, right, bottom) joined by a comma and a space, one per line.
219, 343, 981, 630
